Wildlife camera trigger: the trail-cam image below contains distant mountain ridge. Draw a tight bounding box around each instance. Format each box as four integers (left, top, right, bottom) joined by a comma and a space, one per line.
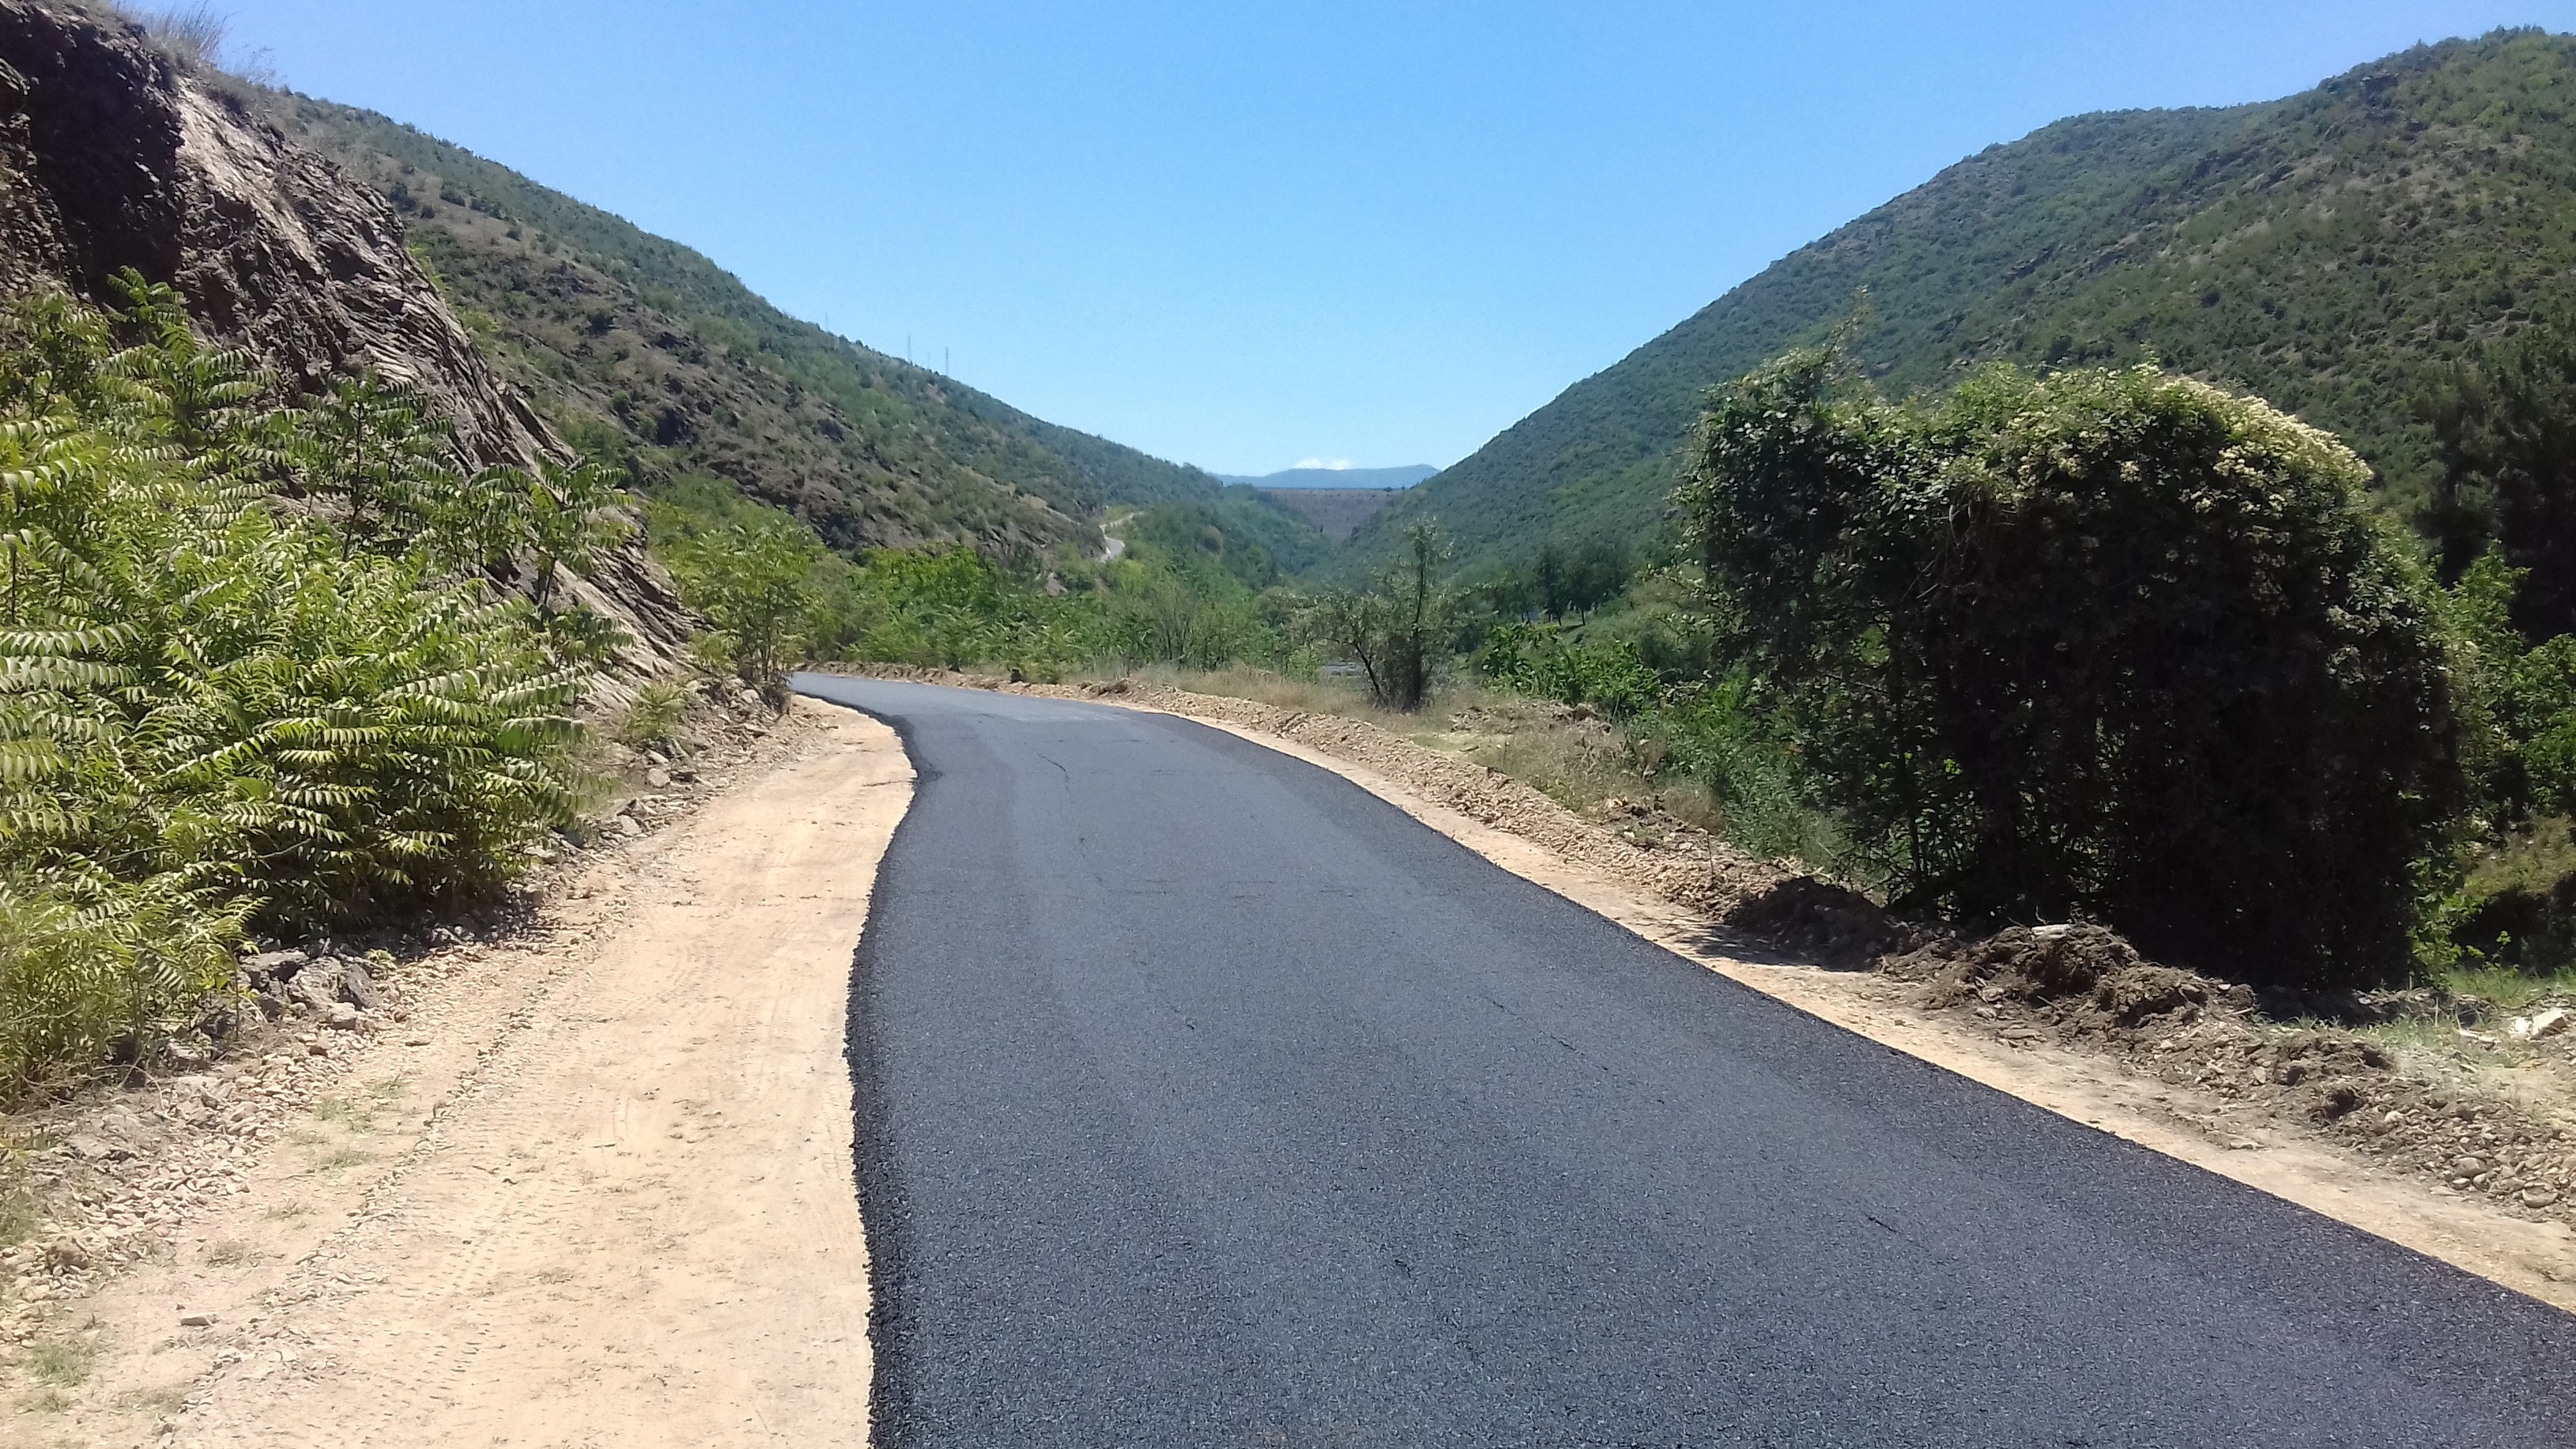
1217, 465, 1435, 490
273, 96, 1295, 560
1352, 28, 2576, 576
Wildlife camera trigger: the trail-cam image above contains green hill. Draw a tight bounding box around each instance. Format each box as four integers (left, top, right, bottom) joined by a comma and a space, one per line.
1359, 28, 2576, 575
272, 97, 1319, 562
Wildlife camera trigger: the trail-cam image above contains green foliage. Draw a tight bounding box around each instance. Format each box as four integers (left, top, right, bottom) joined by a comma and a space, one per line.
1123, 500, 1297, 591
1633, 674, 1838, 866
2425, 308, 2576, 637
1296, 523, 1454, 711
0, 277, 605, 1098
1490, 541, 1635, 621
651, 504, 822, 696
643, 474, 1296, 682
1362, 29, 2576, 580
0, 878, 241, 1101
2446, 818, 2576, 971
615, 681, 692, 753
1680, 351, 2466, 986
1475, 624, 1661, 719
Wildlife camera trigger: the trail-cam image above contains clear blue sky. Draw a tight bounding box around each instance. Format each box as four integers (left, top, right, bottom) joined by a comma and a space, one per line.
209, 2, 2576, 476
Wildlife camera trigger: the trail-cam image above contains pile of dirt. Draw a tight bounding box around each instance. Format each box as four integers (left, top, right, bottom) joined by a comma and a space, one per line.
1882, 924, 2250, 1028
1883, 923, 2576, 1219
1723, 876, 1912, 968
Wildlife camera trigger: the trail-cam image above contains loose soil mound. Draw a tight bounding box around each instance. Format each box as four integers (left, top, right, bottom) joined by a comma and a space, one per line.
1885, 924, 2576, 1216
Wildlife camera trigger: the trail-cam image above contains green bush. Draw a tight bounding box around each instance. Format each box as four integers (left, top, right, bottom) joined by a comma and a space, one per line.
653, 508, 823, 696
0, 277, 603, 1096
1294, 523, 1453, 711
0, 879, 243, 1100
1477, 624, 1662, 719
1679, 351, 2467, 986
1635, 674, 1836, 867
643, 473, 1301, 683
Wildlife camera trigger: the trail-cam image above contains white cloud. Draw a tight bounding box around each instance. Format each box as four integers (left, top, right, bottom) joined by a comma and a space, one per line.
1291, 457, 1354, 470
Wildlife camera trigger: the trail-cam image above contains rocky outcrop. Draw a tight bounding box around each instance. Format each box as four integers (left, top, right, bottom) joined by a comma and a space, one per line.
0, 1, 691, 668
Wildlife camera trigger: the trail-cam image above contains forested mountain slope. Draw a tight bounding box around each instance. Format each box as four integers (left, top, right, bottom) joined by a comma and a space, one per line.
276, 98, 1297, 560
1364, 28, 2576, 575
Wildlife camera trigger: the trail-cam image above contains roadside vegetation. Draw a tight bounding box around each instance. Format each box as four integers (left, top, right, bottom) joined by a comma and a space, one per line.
0, 278, 624, 1102
701, 325, 2576, 1003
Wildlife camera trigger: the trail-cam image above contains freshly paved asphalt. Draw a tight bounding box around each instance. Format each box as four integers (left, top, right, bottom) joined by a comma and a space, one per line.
796, 674, 2576, 1448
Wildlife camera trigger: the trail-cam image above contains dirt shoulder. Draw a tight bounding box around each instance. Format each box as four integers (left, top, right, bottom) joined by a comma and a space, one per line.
830, 665, 2576, 1314
2, 698, 907, 1446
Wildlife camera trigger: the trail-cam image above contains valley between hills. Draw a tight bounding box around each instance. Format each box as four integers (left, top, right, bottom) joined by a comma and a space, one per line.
10, 2, 2576, 1443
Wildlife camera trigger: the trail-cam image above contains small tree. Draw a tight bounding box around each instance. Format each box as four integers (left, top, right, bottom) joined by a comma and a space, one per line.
296, 374, 448, 557
524, 459, 636, 609
660, 513, 820, 696
1679, 352, 2465, 985
1297, 522, 1453, 711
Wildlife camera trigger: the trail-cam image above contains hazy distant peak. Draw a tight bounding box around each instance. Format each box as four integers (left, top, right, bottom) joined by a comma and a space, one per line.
1216, 464, 1436, 490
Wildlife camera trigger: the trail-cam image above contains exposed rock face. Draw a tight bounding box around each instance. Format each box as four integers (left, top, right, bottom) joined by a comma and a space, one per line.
0, 1, 690, 667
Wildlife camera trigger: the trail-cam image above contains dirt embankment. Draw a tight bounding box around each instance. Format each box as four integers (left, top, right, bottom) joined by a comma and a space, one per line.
832, 665, 2576, 1307
0, 696, 907, 1443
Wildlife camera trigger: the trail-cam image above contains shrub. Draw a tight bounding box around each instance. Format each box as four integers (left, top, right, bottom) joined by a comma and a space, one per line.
616, 681, 692, 752
1477, 624, 1662, 719
0, 879, 241, 1102
1295, 522, 1453, 711
0, 277, 602, 1094
1679, 352, 2466, 986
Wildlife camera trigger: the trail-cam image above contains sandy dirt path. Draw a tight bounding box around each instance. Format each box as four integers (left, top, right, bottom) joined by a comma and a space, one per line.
42, 700, 908, 1449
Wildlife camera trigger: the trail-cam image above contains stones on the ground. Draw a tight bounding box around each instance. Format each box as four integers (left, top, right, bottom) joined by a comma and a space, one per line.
324, 1003, 361, 1031
179, 1311, 217, 1326
612, 815, 643, 838
670, 766, 698, 783
337, 959, 382, 1011
305, 1040, 330, 1058
64, 1134, 130, 1162
2453, 1154, 2488, 1177
645, 766, 672, 789
282, 959, 343, 1014
2525, 1187, 2562, 1209
2508, 1007, 2571, 1040
643, 749, 667, 766
737, 686, 764, 709
241, 949, 307, 979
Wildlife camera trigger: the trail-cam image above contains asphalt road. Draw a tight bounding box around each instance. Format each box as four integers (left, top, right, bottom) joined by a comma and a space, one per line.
796, 674, 2576, 1448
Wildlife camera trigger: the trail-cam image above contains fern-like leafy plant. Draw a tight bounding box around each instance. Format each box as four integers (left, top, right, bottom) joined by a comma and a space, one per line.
0, 275, 614, 1100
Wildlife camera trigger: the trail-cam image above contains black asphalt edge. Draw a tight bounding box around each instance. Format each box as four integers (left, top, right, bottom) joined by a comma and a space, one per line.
794, 677, 2576, 1423
796, 677, 934, 1445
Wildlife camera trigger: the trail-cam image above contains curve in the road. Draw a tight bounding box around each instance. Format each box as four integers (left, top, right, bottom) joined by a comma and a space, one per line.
798, 674, 2576, 1448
